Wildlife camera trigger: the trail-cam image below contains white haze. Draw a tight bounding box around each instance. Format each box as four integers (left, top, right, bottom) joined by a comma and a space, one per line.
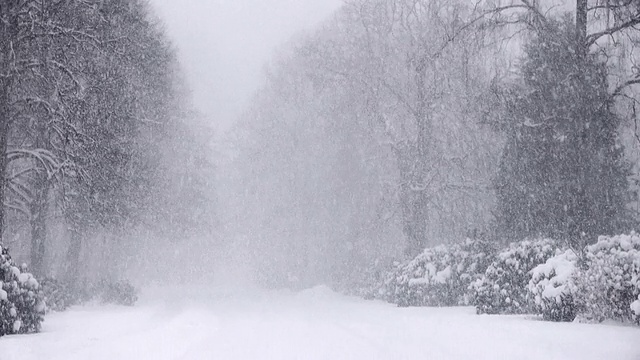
150, 0, 343, 133
142, 0, 344, 288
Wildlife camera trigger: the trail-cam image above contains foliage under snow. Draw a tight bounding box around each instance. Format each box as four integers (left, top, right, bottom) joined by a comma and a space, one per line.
632, 295, 640, 322
574, 233, 640, 323
471, 239, 558, 314
356, 233, 640, 326
0, 245, 45, 336
528, 249, 578, 321
41, 278, 79, 313
94, 280, 138, 306
381, 239, 495, 307
42, 278, 138, 311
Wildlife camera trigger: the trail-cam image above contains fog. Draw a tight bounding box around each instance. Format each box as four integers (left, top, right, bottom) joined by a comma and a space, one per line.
137, 0, 345, 288
150, 0, 343, 132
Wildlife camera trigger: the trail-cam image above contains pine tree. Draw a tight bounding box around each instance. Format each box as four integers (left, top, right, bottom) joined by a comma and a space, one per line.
493, 17, 634, 247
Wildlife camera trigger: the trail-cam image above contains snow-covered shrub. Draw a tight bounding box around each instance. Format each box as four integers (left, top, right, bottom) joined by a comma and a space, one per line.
392, 245, 456, 307
42, 277, 138, 311
41, 278, 75, 312
0, 245, 45, 336
528, 250, 578, 321
95, 280, 138, 306
383, 239, 495, 307
342, 259, 397, 301
472, 239, 558, 315
574, 234, 640, 323
632, 295, 640, 324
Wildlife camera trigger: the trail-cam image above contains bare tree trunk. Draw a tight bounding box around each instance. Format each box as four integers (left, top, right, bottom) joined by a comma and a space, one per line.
0, 6, 8, 244
28, 1, 54, 275
403, 54, 432, 257
65, 227, 83, 283
574, 0, 590, 248
576, 0, 588, 59
29, 180, 49, 276
0, 4, 17, 244
0, 85, 8, 244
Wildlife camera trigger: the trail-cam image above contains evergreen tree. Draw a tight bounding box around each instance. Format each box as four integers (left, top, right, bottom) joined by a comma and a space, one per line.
493, 17, 634, 247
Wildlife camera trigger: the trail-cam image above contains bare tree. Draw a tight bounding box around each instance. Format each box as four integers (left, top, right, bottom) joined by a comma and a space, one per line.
335, 0, 498, 255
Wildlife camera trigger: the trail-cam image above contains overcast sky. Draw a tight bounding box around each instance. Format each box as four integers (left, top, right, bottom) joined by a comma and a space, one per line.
149, 0, 343, 132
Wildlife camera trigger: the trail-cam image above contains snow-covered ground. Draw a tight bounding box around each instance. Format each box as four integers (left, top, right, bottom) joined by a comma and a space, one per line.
0, 285, 639, 360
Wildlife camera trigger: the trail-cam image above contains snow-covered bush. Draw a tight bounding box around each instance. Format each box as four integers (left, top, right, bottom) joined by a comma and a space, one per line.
341, 259, 397, 301
574, 234, 640, 323
383, 239, 495, 307
391, 245, 457, 307
528, 250, 578, 321
472, 239, 558, 315
41, 278, 76, 312
0, 245, 45, 336
42, 277, 138, 311
95, 280, 138, 306
632, 295, 640, 324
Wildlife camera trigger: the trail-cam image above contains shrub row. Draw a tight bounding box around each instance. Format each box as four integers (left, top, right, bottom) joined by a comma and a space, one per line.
526, 234, 640, 323
41, 278, 139, 313
366, 233, 640, 324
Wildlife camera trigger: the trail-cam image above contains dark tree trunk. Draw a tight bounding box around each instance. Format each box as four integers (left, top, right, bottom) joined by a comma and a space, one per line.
576, 0, 588, 59
574, 0, 590, 247
402, 54, 432, 257
65, 227, 83, 283
0, 3, 17, 244
29, 2, 55, 275
29, 179, 49, 276
0, 85, 8, 244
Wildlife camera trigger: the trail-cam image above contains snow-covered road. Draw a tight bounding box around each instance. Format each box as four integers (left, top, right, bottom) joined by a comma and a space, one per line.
0, 285, 639, 360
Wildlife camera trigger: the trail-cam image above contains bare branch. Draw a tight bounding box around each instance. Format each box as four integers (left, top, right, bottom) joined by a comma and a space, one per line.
4, 201, 30, 217
611, 76, 640, 98
586, 16, 640, 47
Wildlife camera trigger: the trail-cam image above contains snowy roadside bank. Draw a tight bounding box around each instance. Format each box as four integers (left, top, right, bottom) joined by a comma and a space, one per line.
0, 286, 638, 360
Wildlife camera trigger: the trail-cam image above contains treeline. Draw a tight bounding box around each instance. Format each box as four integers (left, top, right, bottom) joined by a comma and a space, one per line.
0, 0, 215, 279
226, 0, 640, 287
